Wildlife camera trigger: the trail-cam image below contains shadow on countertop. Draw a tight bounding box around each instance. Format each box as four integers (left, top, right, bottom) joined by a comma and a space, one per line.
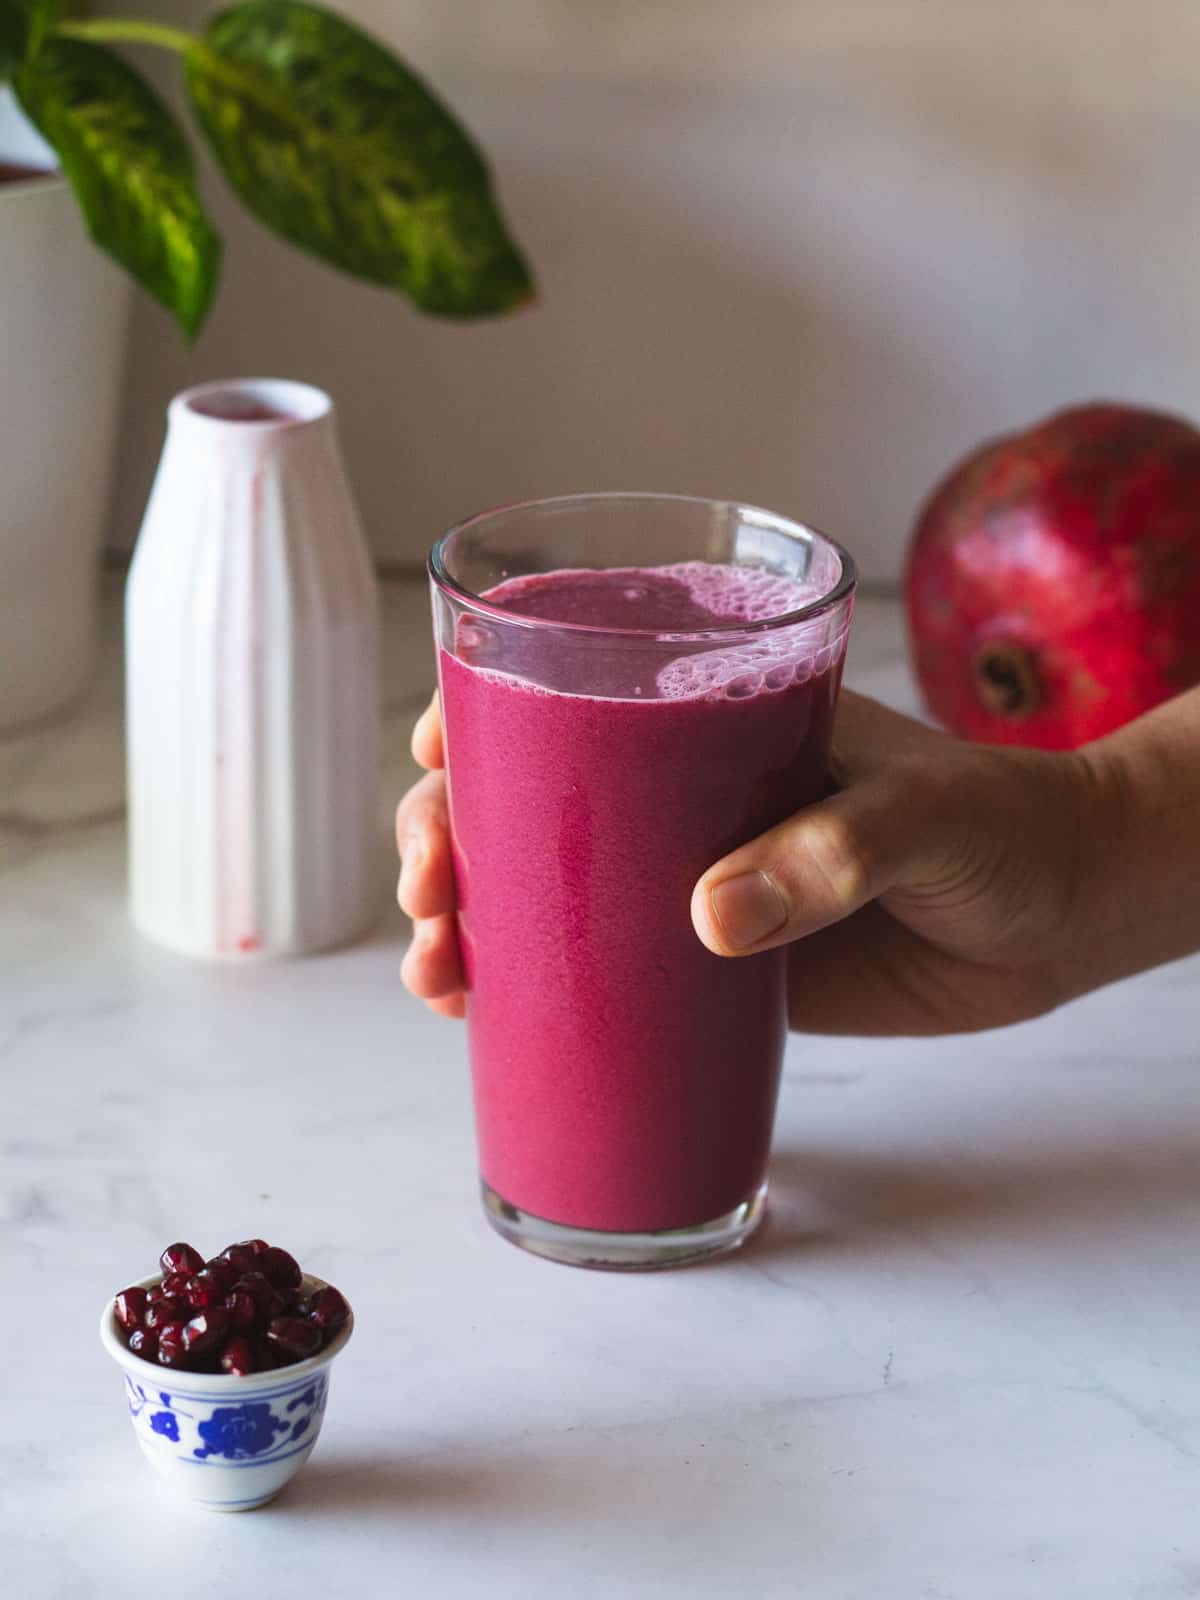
750, 1131, 1200, 1269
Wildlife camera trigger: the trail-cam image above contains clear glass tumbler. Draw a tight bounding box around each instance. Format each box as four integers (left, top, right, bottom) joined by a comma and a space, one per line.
429, 494, 856, 1268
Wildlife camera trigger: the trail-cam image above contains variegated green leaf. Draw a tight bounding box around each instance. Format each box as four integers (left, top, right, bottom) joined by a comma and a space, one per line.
0, 5, 27, 79
15, 35, 220, 337
185, 0, 534, 318
0, 0, 55, 79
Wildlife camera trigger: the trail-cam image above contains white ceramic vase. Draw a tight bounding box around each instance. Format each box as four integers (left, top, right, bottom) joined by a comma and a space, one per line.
0, 89, 132, 731
126, 379, 381, 958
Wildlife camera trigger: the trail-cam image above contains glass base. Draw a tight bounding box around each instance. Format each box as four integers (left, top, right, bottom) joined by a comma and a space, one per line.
480, 1180, 767, 1271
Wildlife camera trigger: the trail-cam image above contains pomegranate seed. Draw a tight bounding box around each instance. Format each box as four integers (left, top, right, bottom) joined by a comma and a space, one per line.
184, 1270, 231, 1311
128, 1326, 159, 1362
307, 1286, 349, 1333
155, 1322, 188, 1367
122, 1242, 348, 1373
260, 1246, 302, 1292
220, 1336, 256, 1376
252, 1335, 286, 1370
267, 1315, 321, 1360
225, 1289, 257, 1332
144, 1295, 187, 1329
159, 1242, 204, 1276
236, 1271, 284, 1322
220, 1243, 259, 1275
114, 1287, 149, 1331
182, 1307, 232, 1357
200, 1258, 237, 1294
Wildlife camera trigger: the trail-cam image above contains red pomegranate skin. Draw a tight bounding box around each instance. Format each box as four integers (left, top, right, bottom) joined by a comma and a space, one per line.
905, 403, 1200, 749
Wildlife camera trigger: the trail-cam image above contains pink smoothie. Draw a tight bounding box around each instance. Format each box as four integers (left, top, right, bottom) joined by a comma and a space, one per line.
438, 562, 847, 1233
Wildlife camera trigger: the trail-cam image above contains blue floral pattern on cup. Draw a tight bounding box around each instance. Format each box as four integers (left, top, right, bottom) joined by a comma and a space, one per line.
194, 1402, 288, 1460
127, 1383, 193, 1423
124, 1373, 328, 1468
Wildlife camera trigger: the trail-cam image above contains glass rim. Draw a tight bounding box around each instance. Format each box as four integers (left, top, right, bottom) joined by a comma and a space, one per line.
429, 492, 857, 641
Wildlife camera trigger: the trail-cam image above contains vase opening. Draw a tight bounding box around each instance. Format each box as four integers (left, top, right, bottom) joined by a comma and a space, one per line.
179, 379, 331, 428
188, 397, 295, 424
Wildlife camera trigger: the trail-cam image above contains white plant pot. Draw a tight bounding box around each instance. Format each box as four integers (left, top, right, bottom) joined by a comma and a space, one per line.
126, 378, 382, 959
0, 90, 131, 731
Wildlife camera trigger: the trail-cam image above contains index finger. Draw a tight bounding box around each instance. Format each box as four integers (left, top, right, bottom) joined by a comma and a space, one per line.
412, 693, 445, 770
829, 689, 949, 785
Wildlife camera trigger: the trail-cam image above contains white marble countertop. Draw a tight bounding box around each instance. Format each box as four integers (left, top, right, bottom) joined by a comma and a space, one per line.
4, 579, 1199, 1599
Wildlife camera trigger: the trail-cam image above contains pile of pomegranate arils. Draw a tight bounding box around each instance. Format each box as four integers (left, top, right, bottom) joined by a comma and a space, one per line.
113, 1240, 349, 1376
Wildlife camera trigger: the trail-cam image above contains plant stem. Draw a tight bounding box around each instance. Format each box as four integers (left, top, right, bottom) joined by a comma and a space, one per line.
56, 17, 197, 55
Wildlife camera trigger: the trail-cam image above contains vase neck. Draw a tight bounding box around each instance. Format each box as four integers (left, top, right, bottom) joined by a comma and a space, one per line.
167, 379, 337, 467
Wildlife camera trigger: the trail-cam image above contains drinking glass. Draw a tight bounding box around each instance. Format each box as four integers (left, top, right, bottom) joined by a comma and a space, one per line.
430, 494, 856, 1268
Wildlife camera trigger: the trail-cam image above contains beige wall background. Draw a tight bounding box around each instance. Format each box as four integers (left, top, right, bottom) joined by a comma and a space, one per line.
107, 1, 1200, 581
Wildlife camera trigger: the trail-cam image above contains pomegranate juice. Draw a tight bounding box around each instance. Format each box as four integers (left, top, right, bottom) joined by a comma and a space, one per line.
438, 563, 847, 1233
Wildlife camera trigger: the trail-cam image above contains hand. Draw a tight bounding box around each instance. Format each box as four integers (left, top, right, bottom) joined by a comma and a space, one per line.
397, 689, 1101, 1034
691, 691, 1096, 1033
395, 695, 466, 1018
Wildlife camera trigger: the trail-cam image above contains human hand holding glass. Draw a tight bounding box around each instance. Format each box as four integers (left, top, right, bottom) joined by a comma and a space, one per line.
399, 684, 1200, 1035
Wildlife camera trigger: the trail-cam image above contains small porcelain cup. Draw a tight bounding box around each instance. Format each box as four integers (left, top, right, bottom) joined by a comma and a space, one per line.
100, 1274, 353, 1511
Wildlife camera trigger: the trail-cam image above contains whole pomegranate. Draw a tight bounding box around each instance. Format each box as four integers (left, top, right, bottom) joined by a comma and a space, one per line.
905, 403, 1200, 749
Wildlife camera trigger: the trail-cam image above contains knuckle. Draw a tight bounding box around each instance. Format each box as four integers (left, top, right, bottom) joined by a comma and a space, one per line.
397, 774, 446, 843
410, 695, 443, 762
802, 811, 872, 907
400, 945, 424, 992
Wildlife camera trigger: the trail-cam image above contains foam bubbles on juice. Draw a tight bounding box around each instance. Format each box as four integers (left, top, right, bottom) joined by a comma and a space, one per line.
664, 561, 819, 625
474, 561, 842, 702
654, 563, 834, 701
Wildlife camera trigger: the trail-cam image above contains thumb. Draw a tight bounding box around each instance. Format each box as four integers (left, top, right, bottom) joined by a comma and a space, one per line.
691, 761, 955, 956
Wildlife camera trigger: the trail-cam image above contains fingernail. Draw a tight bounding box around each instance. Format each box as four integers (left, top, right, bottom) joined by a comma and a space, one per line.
708, 872, 788, 951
